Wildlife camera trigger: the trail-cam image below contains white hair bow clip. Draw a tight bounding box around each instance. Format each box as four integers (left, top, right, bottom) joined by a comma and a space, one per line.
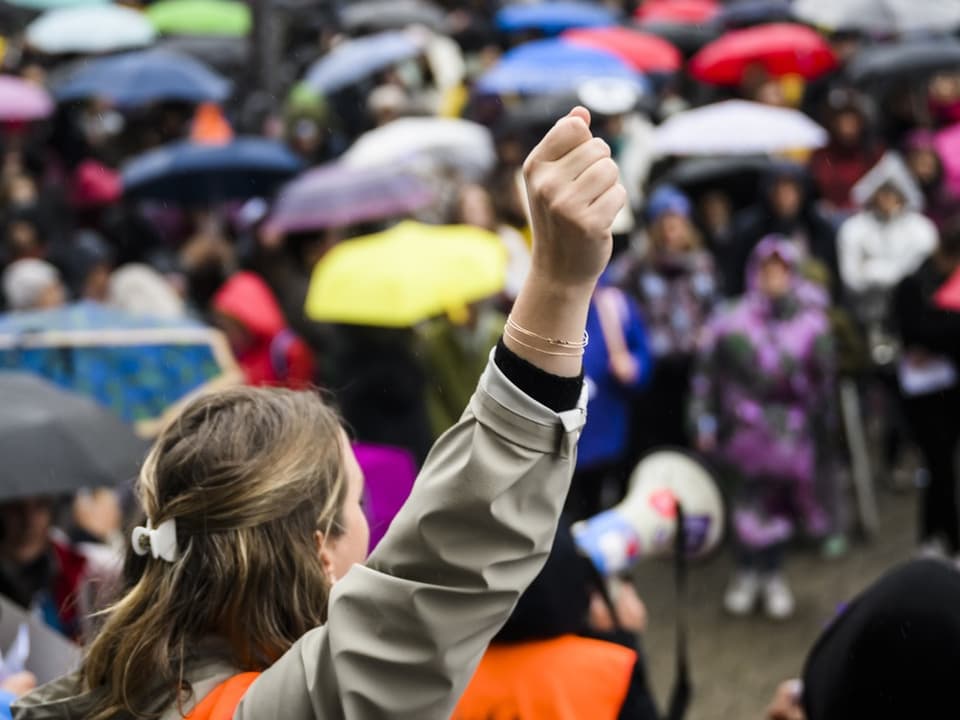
131, 518, 179, 563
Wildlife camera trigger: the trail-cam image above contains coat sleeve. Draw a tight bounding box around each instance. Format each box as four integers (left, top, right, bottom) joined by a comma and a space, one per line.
235, 354, 588, 720
837, 219, 868, 295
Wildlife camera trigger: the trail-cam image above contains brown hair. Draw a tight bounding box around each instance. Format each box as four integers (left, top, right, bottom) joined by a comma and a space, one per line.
81, 386, 347, 719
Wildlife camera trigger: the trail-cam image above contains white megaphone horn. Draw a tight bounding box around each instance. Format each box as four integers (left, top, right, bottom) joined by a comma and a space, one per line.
572, 450, 725, 576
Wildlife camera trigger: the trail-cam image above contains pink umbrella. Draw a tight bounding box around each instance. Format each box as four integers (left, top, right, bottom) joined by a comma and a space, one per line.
353, 442, 418, 552
563, 26, 683, 72
0, 75, 53, 122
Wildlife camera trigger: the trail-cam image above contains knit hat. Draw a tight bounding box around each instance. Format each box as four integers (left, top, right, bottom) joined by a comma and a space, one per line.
646, 184, 692, 222
2, 258, 61, 310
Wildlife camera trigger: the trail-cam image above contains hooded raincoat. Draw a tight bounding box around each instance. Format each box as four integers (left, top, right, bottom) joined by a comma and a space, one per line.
838, 152, 937, 297
211, 271, 315, 389
690, 238, 835, 549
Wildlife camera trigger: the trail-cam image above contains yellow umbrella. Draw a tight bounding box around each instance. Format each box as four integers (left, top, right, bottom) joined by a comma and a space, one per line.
305, 221, 508, 327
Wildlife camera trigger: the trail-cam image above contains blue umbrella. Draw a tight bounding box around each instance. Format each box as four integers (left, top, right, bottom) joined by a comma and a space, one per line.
475, 38, 647, 96
305, 31, 423, 94
496, 2, 616, 33
122, 136, 303, 202
0, 302, 240, 432
52, 49, 230, 107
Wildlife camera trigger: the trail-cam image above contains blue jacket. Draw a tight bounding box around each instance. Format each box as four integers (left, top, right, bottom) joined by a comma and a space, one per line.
578, 288, 653, 469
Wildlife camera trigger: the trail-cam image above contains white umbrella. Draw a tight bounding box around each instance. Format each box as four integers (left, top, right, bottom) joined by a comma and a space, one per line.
792, 0, 960, 34
27, 5, 156, 54
342, 117, 496, 180
653, 100, 827, 157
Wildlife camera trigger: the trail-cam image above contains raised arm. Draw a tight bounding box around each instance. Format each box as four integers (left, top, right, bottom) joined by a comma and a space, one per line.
236, 108, 626, 720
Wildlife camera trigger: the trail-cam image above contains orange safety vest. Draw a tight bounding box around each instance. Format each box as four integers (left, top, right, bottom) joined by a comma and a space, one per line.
184, 672, 261, 720
452, 634, 637, 720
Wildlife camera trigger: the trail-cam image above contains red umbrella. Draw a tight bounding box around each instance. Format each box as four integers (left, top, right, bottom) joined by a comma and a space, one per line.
635, 0, 719, 24
563, 27, 682, 72
690, 22, 837, 85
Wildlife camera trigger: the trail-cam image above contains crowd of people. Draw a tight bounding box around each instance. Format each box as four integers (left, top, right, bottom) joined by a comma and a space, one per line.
1, 0, 960, 718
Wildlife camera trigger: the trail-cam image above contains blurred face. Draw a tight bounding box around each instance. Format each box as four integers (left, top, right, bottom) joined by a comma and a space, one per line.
771, 178, 803, 219
908, 149, 940, 186
832, 110, 863, 146
459, 185, 496, 230
700, 192, 731, 232
35, 281, 66, 310
658, 213, 691, 253
318, 432, 370, 583
873, 186, 905, 219
0, 498, 53, 565
758, 255, 792, 299
84, 264, 111, 302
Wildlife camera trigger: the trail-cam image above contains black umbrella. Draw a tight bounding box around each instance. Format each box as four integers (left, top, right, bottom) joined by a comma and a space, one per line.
340, 0, 447, 33
664, 155, 774, 188
847, 39, 960, 87
634, 19, 720, 57
0, 373, 148, 501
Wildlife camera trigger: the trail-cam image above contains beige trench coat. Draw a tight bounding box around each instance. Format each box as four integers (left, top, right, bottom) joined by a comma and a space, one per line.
14, 355, 587, 720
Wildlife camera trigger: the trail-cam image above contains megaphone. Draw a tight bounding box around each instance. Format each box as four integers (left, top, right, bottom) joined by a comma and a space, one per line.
572, 450, 725, 576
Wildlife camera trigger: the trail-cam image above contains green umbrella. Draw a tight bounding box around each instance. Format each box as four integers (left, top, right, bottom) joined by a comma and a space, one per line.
147, 0, 250, 37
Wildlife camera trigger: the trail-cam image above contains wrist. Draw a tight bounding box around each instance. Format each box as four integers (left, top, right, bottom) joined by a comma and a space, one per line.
523, 269, 598, 305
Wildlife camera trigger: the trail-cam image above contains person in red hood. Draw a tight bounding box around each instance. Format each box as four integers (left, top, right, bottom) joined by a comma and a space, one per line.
212, 271, 316, 389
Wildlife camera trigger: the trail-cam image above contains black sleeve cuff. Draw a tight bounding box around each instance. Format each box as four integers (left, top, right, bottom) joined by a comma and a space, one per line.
493, 339, 584, 413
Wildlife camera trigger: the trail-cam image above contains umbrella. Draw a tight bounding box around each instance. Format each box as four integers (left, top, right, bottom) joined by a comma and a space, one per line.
343, 116, 496, 180
496, 2, 616, 34
122, 136, 302, 203
0, 373, 147, 500
793, 0, 960, 35
635, 19, 720, 56
3, 0, 105, 11
0, 75, 52, 121
474, 38, 647, 96
340, 0, 446, 32
562, 27, 682, 73
304, 30, 424, 95
653, 100, 828, 156
662, 155, 775, 205
717, 0, 793, 28
305, 221, 507, 327
156, 34, 248, 74
266, 163, 436, 234
690, 22, 837, 86
52, 49, 230, 106
847, 40, 960, 87
635, 0, 719, 24
146, 0, 250, 37
0, 302, 241, 436
26, 5, 156, 55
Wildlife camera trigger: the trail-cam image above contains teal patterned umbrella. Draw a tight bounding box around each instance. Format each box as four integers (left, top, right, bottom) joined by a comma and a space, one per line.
0, 302, 241, 435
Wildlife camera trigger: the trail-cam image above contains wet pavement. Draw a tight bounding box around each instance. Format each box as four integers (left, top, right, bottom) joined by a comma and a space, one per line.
632, 489, 917, 719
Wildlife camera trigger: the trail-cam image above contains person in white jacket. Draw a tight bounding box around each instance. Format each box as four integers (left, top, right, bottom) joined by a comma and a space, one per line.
838, 152, 937, 300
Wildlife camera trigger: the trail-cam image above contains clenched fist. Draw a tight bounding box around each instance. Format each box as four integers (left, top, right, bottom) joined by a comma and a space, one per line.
522, 106, 626, 291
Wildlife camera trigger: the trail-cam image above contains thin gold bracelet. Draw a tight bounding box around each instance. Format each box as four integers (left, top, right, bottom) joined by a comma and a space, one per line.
506, 315, 589, 349
503, 327, 585, 357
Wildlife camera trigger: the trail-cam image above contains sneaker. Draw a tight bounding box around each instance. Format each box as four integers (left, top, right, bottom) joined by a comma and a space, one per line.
724, 571, 760, 617
762, 574, 795, 621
